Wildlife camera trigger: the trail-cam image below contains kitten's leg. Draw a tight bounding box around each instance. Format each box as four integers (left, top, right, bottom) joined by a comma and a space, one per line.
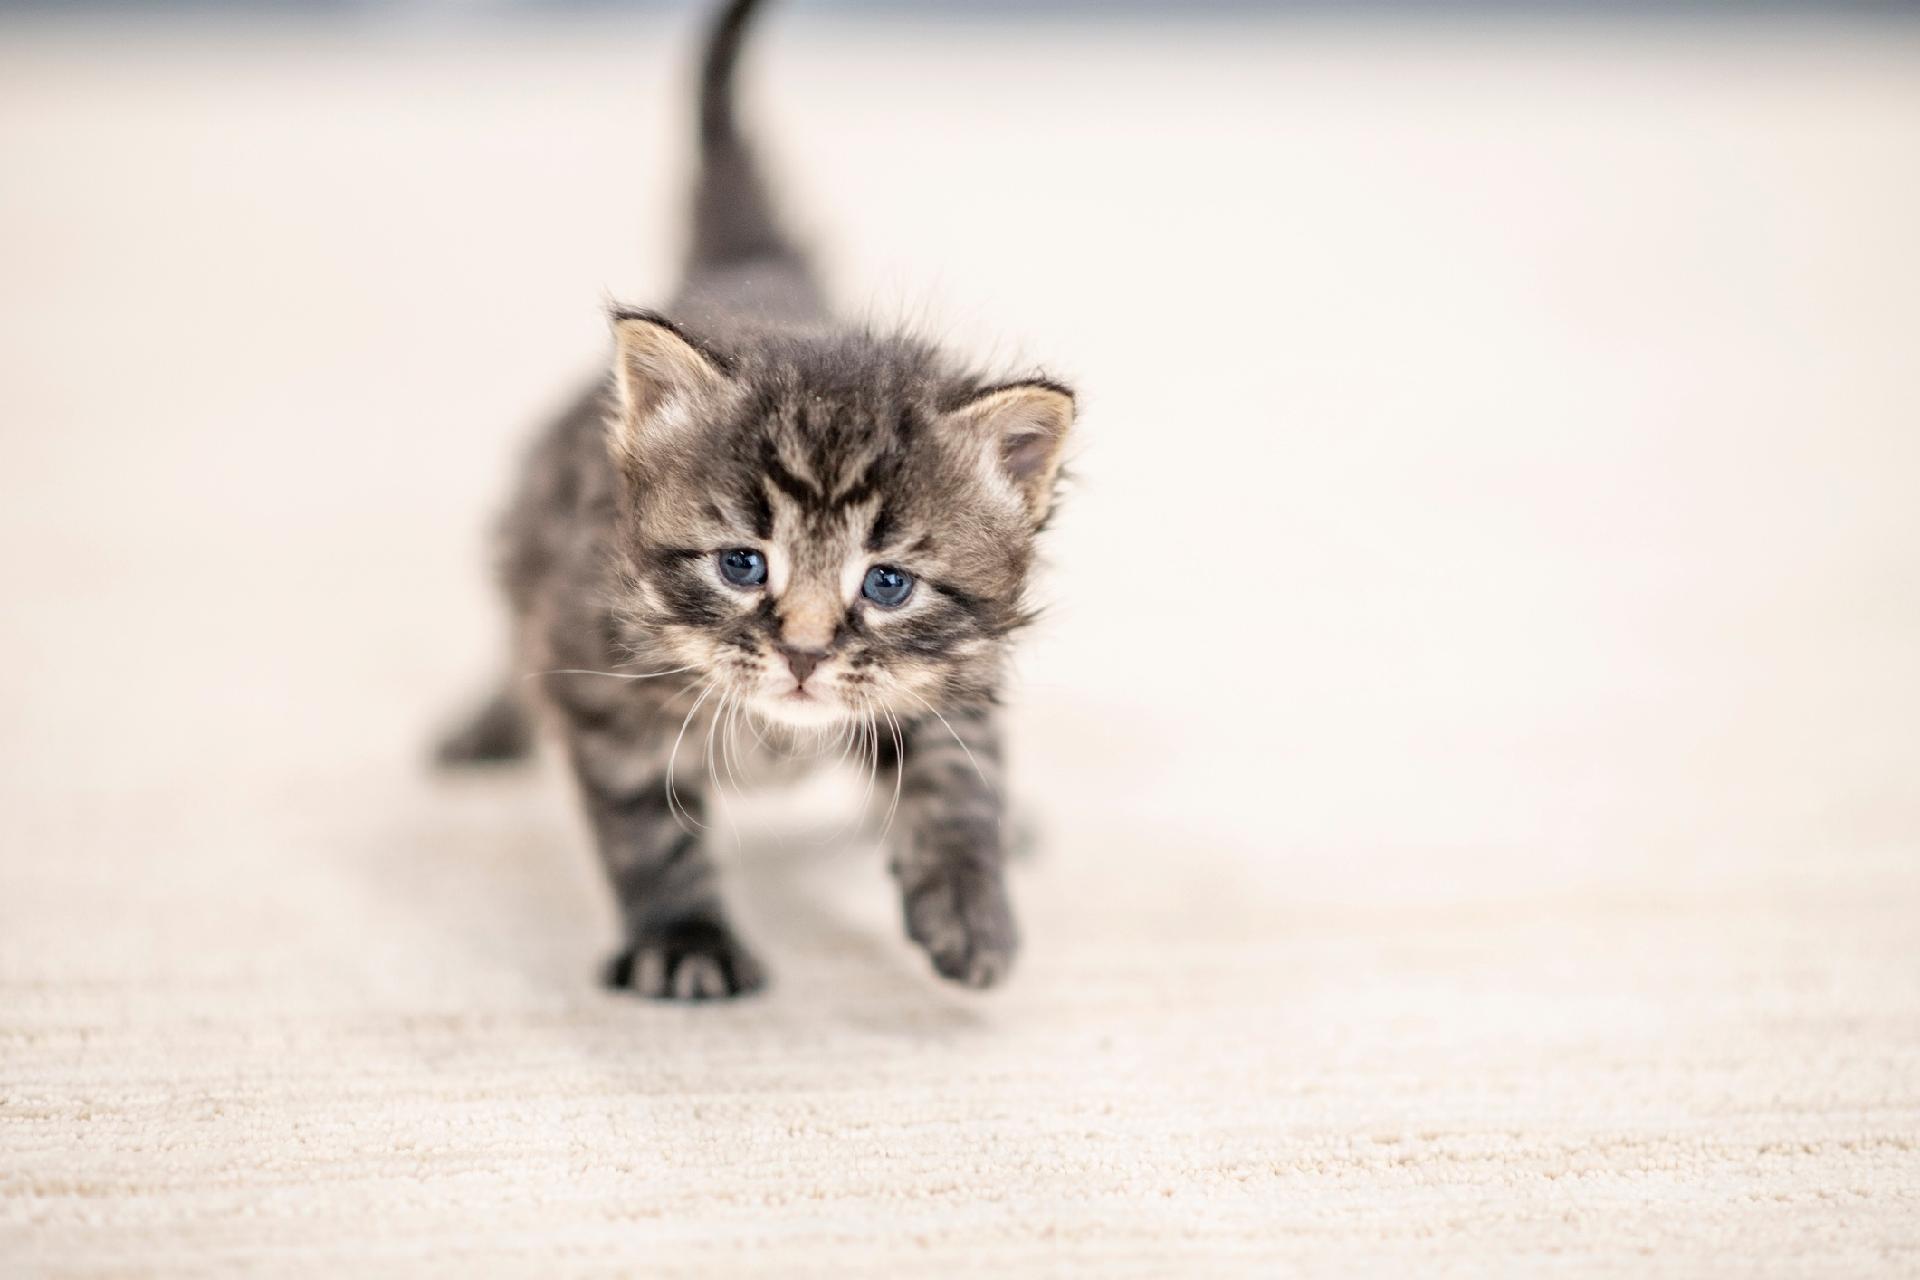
566, 727, 765, 1000
889, 709, 1017, 990
434, 683, 535, 766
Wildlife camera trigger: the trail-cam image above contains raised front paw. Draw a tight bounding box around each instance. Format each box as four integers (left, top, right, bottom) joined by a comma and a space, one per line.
901, 868, 1018, 990
603, 919, 768, 1001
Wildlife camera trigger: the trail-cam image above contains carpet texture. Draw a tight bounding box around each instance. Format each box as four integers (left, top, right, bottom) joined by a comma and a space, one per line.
3, 15, 1918, 1275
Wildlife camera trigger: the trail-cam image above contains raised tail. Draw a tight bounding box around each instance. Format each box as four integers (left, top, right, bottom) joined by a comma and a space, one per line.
685, 0, 814, 290
699, 0, 760, 151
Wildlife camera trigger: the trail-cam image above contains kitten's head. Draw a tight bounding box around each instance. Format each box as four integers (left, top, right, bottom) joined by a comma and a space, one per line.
604, 310, 1074, 731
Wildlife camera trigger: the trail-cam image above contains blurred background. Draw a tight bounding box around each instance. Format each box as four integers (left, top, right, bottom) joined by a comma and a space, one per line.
4, 0, 1918, 1272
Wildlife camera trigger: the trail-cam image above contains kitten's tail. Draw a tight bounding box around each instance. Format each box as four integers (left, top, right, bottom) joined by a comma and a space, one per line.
686, 0, 808, 277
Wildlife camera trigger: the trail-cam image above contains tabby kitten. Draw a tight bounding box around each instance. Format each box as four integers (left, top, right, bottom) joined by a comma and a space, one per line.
438, 0, 1075, 1000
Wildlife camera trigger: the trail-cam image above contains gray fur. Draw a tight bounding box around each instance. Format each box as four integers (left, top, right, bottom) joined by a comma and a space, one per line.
438, 0, 1072, 999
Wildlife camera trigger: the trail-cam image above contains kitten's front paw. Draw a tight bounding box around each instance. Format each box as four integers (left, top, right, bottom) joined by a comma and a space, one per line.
902, 869, 1018, 990
604, 919, 767, 1001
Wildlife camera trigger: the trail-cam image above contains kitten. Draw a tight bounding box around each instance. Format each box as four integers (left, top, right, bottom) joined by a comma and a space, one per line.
437, 0, 1075, 1000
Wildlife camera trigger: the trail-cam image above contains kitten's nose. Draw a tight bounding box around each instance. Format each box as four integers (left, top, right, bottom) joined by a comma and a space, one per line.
778, 645, 826, 686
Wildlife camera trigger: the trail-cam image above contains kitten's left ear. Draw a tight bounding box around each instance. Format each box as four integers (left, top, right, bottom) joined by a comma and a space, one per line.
946, 380, 1076, 524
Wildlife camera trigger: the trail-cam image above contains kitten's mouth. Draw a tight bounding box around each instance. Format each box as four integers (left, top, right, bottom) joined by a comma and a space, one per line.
754, 684, 849, 729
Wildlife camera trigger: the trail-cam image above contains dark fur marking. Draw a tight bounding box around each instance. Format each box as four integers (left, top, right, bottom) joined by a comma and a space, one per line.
551, 682, 619, 732
930, 579, 986, 614
746, 482, 774, 540
866, 501, 896, 552
658, 574, 728, 627
828, 459, 878, 509
603, 782, 676, 821
658, 828, 700, 870
761, 447, 820, 504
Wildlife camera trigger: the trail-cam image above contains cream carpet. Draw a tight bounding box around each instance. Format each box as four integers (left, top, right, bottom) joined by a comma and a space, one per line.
4, 13, 1919, 1275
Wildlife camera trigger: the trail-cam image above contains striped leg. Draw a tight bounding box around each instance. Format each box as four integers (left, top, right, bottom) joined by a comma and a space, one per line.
565, 725, 765, 1001
889, 708, 1016, 989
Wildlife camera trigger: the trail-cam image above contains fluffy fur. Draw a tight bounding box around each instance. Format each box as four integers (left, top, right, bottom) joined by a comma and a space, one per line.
438, 0, 1075, 1000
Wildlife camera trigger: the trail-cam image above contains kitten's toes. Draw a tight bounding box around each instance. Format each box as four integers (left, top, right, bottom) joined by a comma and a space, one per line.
903, 869, 1018, 990
603, 919, 767, 1001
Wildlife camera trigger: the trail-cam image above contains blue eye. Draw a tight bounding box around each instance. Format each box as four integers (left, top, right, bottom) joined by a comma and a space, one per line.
718, 548, 767, 588
862, 564, 914, 608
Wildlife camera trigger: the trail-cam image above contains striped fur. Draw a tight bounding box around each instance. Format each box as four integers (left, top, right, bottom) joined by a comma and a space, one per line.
438, 0, 1072, 998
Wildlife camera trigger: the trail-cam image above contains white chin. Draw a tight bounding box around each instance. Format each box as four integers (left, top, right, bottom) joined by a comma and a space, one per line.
752, 692, 851, 731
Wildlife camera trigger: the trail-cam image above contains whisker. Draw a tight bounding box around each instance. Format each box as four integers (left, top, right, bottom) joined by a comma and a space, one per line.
811, 699, 877, 851
656, 677, 709, 713
829, 706, 863, 774
703, 690, 744, 853
741, 700, 777, 751
720, 694, 747, 802
897, 686, 995, 797
808, 713, 850, 759
526, 665, 698, 682
663, 679, 717, 832
703, 691, 724, 798
876, 705, 905, 847
857, 703, 880, 817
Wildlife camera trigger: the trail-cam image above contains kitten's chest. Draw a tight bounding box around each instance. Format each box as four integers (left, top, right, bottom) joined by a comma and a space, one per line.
666, 702, 863, 790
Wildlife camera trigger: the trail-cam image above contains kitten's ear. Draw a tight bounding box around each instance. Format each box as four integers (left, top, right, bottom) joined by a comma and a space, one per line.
608, 309, 730, 464
946, 380, 1076, 523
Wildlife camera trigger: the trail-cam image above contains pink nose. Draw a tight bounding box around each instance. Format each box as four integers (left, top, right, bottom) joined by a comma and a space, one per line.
778, 646, 825, 685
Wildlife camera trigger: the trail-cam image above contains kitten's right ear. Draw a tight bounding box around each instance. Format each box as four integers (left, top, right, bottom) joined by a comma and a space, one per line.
608, 309, 730, 465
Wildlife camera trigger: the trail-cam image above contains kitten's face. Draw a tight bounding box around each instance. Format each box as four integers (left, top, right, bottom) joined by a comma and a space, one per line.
606, 314, 1072, 730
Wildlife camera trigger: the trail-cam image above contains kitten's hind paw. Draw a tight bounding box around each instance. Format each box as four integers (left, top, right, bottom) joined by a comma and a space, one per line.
902, 869, 1018, 991
604, 919, 768, 1001
433, 687, 534, 767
